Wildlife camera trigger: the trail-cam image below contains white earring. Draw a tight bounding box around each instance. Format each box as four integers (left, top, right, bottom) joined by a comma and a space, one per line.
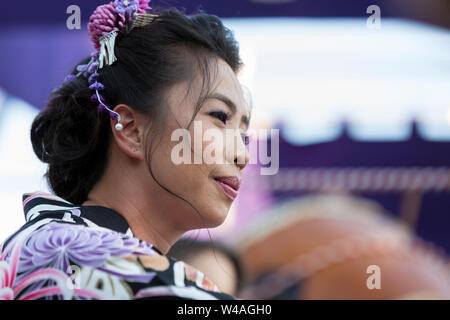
115, 122, 123, 131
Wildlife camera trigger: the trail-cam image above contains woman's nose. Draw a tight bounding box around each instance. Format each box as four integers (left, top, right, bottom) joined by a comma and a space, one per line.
234, 137, 250, 170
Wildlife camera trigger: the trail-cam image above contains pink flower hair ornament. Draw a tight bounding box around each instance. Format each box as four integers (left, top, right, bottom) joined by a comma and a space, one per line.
63, 0, 155, 132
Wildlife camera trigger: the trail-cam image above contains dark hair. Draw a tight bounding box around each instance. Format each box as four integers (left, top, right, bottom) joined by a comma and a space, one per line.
31, 8, 243, 205
168, 238, 244, 293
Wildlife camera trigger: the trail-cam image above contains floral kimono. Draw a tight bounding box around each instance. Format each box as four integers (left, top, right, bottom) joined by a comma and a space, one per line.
0, 192, 235, 300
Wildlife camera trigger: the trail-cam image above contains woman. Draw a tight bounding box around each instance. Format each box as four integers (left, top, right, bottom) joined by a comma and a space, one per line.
0, 0, 251, 300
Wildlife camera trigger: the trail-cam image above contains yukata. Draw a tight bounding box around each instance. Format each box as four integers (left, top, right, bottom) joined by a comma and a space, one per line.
0, 192, 235, 300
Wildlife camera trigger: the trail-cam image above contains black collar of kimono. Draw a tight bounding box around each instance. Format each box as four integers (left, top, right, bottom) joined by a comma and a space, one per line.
79, 205, 131, 234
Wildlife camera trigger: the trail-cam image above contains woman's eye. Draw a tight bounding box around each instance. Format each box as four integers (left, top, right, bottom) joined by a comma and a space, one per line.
209, 111, 230, 124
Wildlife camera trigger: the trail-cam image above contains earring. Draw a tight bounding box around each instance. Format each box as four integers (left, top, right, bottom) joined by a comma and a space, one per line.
115, 122, 123, 131
114, 112, 123, 131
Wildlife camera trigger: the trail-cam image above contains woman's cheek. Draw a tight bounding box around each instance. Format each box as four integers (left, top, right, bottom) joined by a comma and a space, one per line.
203, 128, 228, 166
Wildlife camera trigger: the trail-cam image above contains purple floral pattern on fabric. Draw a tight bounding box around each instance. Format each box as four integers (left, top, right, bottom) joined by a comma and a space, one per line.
0, 191, 232, 300
1, 237, 75, 300
18, 222, 153, 275
0, 222, 158, 299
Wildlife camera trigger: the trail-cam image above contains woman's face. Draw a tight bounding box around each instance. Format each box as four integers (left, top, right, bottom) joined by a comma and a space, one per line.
148, 58, 251, 229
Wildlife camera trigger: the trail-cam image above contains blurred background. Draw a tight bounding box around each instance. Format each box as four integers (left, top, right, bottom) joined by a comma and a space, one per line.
1, 0, 449, 299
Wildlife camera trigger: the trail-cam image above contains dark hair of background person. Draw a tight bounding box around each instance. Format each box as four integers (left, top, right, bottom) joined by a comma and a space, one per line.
30, 7, 243, 206
168, 237, 244, 293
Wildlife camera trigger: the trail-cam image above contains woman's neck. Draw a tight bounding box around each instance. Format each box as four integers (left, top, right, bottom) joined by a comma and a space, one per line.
81, 154, 186, 255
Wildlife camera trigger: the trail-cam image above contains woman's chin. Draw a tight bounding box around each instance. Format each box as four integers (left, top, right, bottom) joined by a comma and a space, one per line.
204, 204, 231, 228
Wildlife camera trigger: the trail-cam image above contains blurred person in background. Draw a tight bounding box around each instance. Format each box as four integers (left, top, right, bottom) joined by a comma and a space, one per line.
168, 238, 244, 296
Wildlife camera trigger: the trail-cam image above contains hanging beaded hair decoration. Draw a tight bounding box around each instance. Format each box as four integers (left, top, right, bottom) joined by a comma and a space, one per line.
63, 0, 158, 131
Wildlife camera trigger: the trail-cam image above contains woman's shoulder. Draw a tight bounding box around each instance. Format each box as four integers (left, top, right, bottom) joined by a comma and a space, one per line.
0, 198, 236, 300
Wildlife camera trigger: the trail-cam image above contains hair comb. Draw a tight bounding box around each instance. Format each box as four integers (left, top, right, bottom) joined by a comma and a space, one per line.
128, 13, 159, 32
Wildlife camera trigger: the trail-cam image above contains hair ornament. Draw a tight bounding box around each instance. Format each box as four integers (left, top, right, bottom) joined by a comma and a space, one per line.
63, 0, 154, 131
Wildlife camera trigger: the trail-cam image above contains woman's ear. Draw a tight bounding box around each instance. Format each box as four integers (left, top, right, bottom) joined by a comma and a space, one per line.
110, 104, 146, 161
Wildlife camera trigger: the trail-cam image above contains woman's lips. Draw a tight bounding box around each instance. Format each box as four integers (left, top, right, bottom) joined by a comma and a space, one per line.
214, 177, 240, 201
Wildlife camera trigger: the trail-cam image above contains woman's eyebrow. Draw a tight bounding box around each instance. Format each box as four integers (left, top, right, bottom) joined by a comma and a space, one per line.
207, 92, 250, 129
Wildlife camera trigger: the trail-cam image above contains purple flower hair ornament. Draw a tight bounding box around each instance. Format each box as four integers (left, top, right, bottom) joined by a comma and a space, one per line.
88, 72, 100, 84
63, 0, 152, 132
